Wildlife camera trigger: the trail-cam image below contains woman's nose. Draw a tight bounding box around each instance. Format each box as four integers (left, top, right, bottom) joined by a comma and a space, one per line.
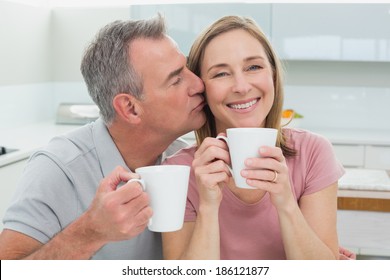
232, 74, 252, 95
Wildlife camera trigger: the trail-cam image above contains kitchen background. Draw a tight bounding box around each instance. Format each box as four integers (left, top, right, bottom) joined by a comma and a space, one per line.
1, 0, 390, 131
1, 0, 390, 259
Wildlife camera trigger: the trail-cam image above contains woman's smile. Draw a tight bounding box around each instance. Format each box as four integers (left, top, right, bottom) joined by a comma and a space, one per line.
227, 97, 260, 112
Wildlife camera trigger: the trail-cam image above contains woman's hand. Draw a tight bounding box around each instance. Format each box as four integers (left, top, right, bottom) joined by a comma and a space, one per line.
339, 246, 357, 260
240, 146, 294, 209
192, 135, 232, 208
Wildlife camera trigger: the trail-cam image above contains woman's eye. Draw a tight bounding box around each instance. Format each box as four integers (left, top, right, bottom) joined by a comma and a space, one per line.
247, 65, 262, 71
213, 72, 228, 78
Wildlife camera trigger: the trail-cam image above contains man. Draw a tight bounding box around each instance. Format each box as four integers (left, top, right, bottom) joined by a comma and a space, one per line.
0, 15, 205, 259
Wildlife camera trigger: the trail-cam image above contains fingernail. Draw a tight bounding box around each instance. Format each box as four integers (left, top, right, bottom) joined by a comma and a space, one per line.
245, 159, 252, 166
241, 170, 248, 177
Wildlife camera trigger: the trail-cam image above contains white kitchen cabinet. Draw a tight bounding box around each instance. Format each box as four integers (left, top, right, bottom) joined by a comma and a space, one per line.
272, 4, 390, 61
333, 144, 390, 169
365, 145, 390, 169
338, 210, 390, 258
0, 159, 27, 230
130, 3, 272, 56
333, 144, 365, 168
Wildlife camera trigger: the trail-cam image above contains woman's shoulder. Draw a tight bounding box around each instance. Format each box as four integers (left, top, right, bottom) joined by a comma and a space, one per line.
163, 144, 197, 166
282, 127, 332, 149
283, 128, 344, 195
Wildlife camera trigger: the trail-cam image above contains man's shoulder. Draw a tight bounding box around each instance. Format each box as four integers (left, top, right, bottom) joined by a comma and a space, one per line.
32, 123, 95, 164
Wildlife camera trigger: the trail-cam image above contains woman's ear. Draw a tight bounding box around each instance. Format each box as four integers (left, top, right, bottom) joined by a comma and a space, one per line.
112, 93, 141, 124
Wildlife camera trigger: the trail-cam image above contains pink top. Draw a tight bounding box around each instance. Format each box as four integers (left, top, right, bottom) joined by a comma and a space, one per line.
163, 128, 345, 260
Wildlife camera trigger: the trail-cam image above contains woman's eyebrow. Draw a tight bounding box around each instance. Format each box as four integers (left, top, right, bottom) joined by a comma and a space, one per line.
206, 63, 228, 74
206, 56, 266, 74
244, 55, 266, 62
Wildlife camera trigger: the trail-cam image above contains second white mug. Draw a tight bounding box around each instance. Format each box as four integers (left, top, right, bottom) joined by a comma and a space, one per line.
128, 165, 190, 232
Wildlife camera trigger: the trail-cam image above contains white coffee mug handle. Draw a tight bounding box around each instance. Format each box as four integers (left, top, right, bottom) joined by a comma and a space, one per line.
128, 178, 152, 227
128, 178, 146, 191
216, 135, 233, 176
216, 135, 228, 142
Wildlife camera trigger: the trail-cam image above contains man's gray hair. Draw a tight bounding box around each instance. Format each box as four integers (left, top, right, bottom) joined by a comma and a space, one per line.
80, 14, 167, 125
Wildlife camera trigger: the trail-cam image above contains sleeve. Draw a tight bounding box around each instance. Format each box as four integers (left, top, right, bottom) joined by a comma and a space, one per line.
2, 154, 78, 243
162, 147, 199, 222
303, 133, 345, 196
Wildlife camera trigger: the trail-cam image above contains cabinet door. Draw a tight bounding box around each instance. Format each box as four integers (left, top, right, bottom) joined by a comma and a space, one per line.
333, 144, 365, 168
0, 160, 27, 230
272, 4, 390, 61
130, 3, 272, 56
365, 146, 390, 169
338, 210, 390, 258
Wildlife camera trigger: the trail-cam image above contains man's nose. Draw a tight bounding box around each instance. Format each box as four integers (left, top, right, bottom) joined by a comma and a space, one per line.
188, 70, 204, 96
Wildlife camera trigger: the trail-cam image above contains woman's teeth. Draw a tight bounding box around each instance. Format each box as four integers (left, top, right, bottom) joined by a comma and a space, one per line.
228, 99, 258, 110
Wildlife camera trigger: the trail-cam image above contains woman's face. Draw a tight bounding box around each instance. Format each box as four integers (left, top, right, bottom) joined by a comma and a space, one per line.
200, 29, 275, 133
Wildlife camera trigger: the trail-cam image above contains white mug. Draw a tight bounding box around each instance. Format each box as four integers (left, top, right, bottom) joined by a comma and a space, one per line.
217, 128, 277, 189
128, 165, 190, 232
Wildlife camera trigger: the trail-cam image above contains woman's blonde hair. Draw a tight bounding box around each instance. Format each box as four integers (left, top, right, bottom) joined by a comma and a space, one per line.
187, 15, 295, 156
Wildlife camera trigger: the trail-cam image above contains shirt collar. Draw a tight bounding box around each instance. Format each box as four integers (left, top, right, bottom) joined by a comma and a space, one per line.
92, 118, 128, 177
92, 118, 163, 177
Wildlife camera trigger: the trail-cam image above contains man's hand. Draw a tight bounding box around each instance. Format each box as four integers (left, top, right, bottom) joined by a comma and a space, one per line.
0, 166, 153, 260
84, 166, 153, 243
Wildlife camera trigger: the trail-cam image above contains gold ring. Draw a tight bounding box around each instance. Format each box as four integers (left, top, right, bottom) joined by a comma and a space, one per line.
271, 170, 278, 183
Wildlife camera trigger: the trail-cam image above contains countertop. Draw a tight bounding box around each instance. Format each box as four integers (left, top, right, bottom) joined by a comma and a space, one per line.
0, 121, 80, 167
339, 168, 390, 192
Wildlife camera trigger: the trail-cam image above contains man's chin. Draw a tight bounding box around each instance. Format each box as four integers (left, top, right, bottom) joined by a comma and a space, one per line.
196, 111, 207, 127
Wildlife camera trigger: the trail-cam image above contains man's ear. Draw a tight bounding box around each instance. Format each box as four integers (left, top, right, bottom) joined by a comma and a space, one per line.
112, 93, 141, 124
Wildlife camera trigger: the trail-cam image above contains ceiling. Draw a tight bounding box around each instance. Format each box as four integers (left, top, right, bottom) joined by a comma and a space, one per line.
3, 0, 246, 8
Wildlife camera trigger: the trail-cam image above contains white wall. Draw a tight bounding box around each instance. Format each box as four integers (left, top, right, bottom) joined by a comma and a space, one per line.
51, 7, 131, 82
284, 86, 390, 131
0, 1, 51, 85
0, 1, 53, 129
0, 4, 130, 129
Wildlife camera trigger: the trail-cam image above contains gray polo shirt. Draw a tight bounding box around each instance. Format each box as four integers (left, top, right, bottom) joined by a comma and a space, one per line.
2, 118, 188, 259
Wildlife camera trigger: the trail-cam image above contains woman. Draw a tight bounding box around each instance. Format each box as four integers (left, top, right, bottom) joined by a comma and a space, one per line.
162, 16, 344, 260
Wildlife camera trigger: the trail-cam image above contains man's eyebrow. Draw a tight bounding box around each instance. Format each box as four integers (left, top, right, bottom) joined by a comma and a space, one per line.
165, 66, 184, 84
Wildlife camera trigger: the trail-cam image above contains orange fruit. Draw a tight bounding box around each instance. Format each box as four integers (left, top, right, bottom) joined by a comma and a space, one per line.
282, 109, 294, 118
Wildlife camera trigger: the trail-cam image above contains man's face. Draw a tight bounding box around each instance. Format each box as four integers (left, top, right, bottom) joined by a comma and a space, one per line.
130, 36, 206, 139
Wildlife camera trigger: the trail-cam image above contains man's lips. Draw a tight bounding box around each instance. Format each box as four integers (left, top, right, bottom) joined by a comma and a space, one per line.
192, 100, 206, 112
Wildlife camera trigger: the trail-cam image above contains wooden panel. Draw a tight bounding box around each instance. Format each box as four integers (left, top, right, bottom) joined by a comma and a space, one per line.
338, 197, 390, 212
